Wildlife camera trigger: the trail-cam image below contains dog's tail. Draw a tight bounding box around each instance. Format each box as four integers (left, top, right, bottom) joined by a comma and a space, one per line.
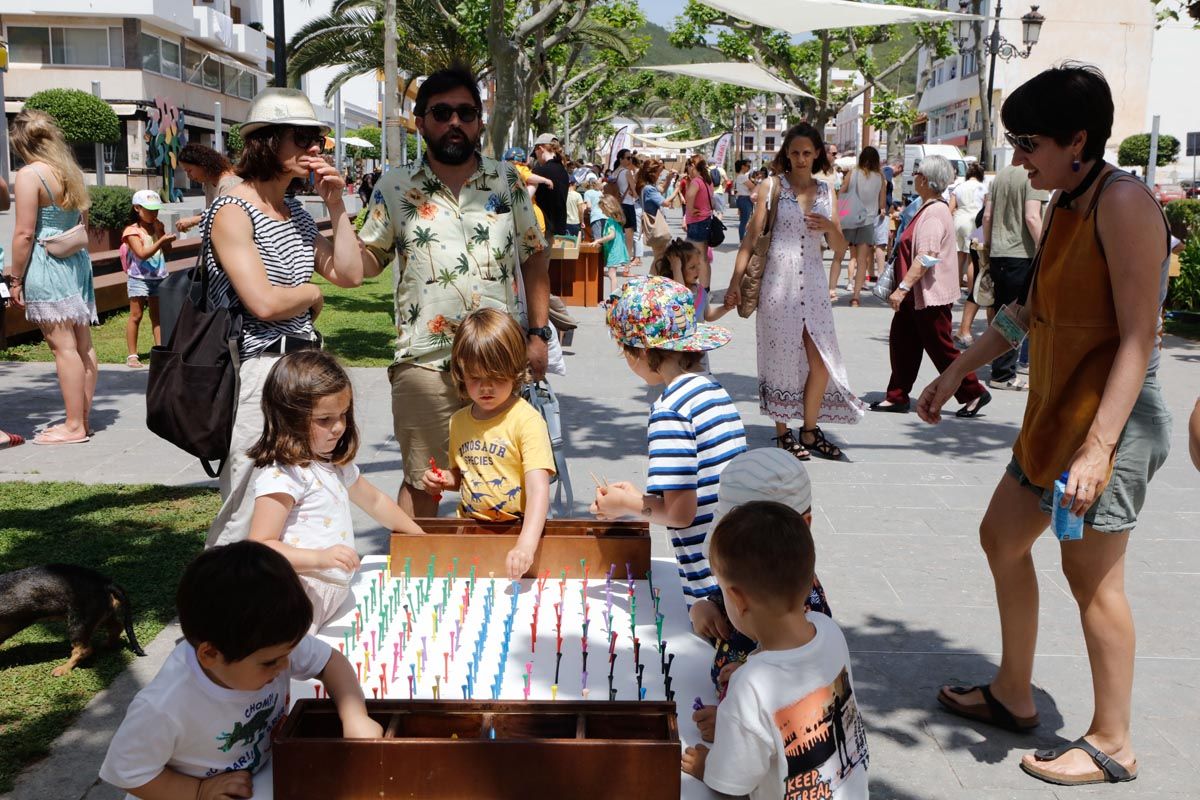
108, 584, 147, 657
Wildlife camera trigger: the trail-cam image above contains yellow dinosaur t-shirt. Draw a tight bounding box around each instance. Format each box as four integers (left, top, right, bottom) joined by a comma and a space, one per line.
449, 397, 555, 521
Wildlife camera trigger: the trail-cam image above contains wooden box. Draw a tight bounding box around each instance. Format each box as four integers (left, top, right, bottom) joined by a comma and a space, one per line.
393, 519, 650, 579
549, 242, 602, 307
273, 699, 681, 799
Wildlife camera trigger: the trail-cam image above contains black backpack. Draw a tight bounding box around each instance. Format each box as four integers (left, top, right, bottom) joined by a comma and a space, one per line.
146, 233, 242, 478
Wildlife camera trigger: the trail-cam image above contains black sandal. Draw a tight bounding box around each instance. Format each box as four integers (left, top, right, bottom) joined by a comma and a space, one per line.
1020, 738, 1137, 785
773, 430, 810, 461
799, 426, 845, 461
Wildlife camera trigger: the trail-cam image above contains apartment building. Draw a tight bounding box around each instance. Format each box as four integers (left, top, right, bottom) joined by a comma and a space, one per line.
735, 70, 863, 166
915, 0, 1155, 170
1, 0, 270, 190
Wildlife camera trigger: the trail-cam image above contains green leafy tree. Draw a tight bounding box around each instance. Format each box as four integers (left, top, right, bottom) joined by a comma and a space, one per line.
1118, 133, 1182, 168
1151, 0, 1200, 27
226, 123, 244, 159
346, 126, 382, 160
24, 89, 120, 145
670, 0, 954, 129
867, 87, 919, 145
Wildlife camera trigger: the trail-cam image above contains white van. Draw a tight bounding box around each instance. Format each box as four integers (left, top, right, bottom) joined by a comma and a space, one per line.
901, 144, 968, 200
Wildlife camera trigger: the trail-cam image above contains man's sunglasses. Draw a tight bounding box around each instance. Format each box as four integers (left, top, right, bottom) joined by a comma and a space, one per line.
1004, 131, 1040, 154
291, 127, 325, 149
425, 103, 481, 124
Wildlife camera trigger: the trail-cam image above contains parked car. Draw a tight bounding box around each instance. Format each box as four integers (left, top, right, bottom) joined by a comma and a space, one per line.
1154, 183, 1186, 204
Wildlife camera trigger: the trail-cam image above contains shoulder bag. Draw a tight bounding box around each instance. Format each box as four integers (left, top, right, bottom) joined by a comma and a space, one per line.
641, 191, 672, 254
145, 231, 243, 478
705, 182, 727, 247
521, 381, 574, 514
737, 177, 783, 318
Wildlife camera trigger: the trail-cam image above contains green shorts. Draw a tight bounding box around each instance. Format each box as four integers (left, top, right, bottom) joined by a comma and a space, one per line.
1006, 374, 1172, 533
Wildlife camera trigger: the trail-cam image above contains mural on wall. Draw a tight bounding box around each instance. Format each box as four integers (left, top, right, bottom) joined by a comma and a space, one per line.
146, 97, 189, 201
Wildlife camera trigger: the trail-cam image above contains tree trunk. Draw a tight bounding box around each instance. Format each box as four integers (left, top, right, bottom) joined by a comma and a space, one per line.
974, 1, 992, 169
383, 0, 401, 169
815, 33, 833, 129
486, 0, 519, 159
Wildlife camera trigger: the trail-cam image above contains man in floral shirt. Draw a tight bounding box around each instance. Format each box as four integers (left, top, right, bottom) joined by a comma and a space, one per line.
360, 65, 550, 517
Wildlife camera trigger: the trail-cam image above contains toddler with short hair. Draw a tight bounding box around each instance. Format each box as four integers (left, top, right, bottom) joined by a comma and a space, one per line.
682, 501, 869, 799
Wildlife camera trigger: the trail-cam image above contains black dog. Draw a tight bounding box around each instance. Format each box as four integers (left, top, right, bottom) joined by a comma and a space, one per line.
0, 564, 146, 676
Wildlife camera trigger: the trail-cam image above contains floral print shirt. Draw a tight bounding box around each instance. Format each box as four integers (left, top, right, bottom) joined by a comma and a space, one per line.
359, 154, 547, 370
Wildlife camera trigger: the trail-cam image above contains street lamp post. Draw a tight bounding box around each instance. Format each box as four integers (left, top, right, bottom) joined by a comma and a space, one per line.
956, 2, 1044, 168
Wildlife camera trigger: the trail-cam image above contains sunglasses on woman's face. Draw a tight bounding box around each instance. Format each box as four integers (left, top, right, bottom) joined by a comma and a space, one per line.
426, 103, 481, 124
1004, 131, 1040, 154
291, 127, 325, 149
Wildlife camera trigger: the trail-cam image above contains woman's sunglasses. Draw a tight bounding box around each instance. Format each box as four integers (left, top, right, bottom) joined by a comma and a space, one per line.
1004, 131, 1040, 154
291, 127, 325, 149
425, 103, 481, 124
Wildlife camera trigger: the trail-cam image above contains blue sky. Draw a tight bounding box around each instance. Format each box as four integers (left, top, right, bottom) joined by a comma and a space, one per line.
643, 0, 688, 28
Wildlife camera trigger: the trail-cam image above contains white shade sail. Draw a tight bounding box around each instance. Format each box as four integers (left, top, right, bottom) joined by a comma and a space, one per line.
339, 136, 375, 148
637, 62, 814, 98
628, 131, 726, 150
635, 129, 688, 139
698, 0, 979, 34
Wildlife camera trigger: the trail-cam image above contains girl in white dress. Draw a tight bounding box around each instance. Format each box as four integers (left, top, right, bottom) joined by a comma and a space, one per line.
247, 350, 425, 631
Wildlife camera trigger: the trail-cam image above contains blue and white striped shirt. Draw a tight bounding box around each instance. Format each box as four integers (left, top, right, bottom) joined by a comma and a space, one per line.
646, 372, 747, 607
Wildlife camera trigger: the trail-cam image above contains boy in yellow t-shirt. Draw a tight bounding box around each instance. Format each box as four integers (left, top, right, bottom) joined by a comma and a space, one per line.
420, 308, 555, 579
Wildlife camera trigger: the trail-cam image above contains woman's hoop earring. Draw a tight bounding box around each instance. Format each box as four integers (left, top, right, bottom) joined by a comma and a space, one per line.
1071, 159, 1081, 172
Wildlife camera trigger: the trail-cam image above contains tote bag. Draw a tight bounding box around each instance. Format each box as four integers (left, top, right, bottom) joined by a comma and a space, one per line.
145, 234, 243, 478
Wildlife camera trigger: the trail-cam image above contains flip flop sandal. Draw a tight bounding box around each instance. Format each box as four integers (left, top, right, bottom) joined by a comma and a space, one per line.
937, 684, 1039, 733
1020, 738, 1137, 786
773, 430, 810, 461
0, 432, 25, 450
849, 297, 861, 307
31, 428, 91, 446
955, 391, 992, 418
799, 426, 846, 462
126, 354, 144, 368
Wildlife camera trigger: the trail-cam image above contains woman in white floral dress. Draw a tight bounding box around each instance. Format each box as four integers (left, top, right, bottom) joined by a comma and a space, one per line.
728, 123, 866, 460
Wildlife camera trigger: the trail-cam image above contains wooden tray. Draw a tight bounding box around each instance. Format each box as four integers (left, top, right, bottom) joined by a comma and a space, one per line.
392, 519, 651, 579
273, 699, 681, 799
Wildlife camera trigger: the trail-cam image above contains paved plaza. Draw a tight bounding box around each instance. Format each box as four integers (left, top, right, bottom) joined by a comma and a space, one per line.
2, 238, 1198, 799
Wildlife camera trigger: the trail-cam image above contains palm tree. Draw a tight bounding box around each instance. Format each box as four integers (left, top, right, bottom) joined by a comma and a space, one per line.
287, 0, 483, 104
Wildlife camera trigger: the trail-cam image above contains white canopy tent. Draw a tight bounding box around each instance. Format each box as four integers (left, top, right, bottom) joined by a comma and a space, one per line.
628, 131, 726, 150
698, 0, 979, 33
638, 62, 814, 97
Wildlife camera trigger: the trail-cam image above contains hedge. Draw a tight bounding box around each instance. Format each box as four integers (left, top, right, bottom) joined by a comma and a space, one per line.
1165, 199, 1200, 242
87, 186, 135, 231
1170, 237, 1200, 312
24, 89, 121, 145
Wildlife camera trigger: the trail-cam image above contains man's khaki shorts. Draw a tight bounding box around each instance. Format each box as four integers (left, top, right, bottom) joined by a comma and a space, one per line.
387, 362, 466, 489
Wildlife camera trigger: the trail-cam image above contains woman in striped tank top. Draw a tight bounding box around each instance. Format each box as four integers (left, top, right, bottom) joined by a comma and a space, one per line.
203, 89, 375, 548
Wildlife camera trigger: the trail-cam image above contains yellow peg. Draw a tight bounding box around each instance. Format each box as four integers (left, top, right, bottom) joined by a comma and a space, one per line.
551, 685, 558, 701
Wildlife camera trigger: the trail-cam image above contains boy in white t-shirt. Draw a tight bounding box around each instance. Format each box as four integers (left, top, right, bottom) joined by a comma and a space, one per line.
99, 542, 382, 799
682, 501, 869, 800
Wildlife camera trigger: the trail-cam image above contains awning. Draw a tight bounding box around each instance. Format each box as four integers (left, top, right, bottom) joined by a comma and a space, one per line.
635, 129, 687, 140
637, 62, 813, 98
698, 0, 979, 34
339, 136, 375, 148
628, 131, 726, 150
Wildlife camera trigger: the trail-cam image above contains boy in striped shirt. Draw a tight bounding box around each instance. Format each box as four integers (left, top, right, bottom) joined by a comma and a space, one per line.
592, 276, 747, 639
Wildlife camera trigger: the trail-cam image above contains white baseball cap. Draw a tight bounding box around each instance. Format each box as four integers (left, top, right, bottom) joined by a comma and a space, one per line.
131, 189, 163, 211
715, 448, 813, 523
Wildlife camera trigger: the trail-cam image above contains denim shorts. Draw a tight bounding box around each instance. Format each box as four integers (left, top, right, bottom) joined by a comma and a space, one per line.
127, 276, 164, 298
685, 219, 711, 242
1005, 375, 1172, 532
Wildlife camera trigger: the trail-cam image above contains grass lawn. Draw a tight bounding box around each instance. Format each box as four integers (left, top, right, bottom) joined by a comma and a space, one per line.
0, 272, 396, 368
0, 482, 220, 793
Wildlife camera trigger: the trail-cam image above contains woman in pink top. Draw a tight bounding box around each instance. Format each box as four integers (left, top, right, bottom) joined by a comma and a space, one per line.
870, 156, 990, 416
683, 154, 714, 288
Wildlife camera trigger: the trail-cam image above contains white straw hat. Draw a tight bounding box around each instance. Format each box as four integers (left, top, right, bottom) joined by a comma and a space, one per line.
240, 88, 330, 137
715, 448, 813, 523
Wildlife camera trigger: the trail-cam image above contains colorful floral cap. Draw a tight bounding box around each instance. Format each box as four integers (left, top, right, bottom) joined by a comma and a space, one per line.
606, 276, 731, 352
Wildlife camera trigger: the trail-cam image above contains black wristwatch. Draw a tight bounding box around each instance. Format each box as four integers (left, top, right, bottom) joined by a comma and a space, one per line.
526, 325, 553, 342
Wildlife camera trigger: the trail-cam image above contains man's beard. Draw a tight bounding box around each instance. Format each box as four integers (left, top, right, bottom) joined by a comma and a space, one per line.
426, 127, 479, 165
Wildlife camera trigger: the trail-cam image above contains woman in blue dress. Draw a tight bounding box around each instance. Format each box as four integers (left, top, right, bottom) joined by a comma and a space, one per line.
4, 110, 97, 445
